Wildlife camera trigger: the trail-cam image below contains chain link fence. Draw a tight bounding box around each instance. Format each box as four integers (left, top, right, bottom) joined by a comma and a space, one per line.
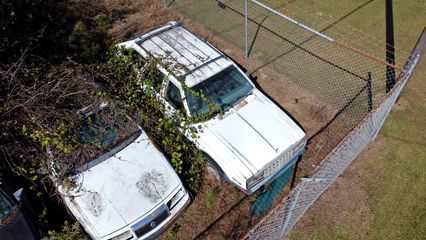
243, 52, 421, 239
163, 0, 424, 239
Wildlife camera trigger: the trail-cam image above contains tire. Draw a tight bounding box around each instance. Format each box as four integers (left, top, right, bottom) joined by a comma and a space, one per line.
201, 152, 223, 180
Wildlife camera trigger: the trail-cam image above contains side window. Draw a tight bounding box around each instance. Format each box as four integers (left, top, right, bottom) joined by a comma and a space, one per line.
153, 69, 165, 91
165, 82, 184, 110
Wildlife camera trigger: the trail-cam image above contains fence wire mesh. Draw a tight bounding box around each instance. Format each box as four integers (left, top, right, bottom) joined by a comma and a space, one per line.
162, 0, 422, 239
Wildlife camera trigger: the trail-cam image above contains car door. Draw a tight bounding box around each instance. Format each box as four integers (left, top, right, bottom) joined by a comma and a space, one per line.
161, 79, 202, 143
0, 189, 39, 240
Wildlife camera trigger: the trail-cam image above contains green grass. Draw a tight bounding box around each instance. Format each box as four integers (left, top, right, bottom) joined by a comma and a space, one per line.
170, 0, 426, 239
366, 64, 426, 239
206, 190, 217, 208
291, 226, 345, 240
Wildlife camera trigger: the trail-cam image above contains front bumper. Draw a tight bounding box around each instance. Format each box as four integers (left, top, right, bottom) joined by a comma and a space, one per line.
99, 189, 191, 240
243, 147, 307, 195
140, 191, 191, 240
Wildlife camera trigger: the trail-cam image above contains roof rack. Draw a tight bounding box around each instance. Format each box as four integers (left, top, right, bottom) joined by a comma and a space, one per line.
136, 22, 231, 86
181, 55, 225, 77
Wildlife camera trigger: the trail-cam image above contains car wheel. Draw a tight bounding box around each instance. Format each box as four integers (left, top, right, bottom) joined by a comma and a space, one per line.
206, 163, 221, 180
201, 152, 222, 181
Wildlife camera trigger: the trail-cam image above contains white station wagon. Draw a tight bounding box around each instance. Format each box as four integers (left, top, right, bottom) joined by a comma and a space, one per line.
54, 103, 190, 240
119, 22, 307, 194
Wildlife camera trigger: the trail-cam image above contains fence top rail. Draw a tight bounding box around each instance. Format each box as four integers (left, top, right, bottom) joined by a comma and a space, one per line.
249, 0, 334, 42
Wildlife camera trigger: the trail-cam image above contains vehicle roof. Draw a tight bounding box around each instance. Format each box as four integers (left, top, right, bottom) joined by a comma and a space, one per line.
135, 22, 233, 88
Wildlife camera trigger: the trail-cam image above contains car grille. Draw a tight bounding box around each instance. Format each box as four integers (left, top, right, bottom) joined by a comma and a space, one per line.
263, 149, 293, 178
131, 204, 170, 238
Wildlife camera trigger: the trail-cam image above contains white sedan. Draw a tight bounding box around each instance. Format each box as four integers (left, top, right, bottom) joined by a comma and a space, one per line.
54, 103, 190, 240
119, 22, 307, 194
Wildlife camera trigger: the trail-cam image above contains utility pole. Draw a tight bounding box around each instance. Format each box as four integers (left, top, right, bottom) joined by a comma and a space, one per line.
386, 0, 396, 92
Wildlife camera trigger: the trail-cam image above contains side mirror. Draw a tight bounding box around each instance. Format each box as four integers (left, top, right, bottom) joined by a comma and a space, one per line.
244, 71, 258, 82
13, 188, 24, 202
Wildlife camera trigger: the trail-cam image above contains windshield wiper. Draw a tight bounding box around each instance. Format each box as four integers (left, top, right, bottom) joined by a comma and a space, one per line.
223, 90, 253, 112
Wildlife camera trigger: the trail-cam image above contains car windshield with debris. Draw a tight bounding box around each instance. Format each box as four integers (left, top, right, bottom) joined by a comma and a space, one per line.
186, 65, 253, 117
73, 105, 141, 170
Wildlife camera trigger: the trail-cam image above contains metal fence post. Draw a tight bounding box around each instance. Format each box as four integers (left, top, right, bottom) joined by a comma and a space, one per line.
367, 72, 373, 112
385, 0, 396, 92
245, 0, 249, 58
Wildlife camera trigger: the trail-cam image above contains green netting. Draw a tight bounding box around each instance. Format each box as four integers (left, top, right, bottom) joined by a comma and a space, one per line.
250, 165, 294, 217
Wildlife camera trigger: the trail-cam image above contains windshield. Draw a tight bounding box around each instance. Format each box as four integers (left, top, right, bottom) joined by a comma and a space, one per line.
186, 65, 253, 117
75, 106, 141, 168
0, 190, 14, 220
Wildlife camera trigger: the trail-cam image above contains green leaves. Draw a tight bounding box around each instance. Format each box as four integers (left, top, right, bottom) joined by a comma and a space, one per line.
43, 221, 90, 240
171, 151, 183, 174
101, 49, 207, 191
21, 125, 27, 134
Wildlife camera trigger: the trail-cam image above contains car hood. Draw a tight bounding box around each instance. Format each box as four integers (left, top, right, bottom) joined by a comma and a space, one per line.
63, 132, 180, 238
199, 91, 305, 175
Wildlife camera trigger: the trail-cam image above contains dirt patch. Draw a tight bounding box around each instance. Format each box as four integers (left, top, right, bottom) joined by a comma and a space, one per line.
157, 174, 250, 240
286, 137, 386, 240
392, 96, 409, 112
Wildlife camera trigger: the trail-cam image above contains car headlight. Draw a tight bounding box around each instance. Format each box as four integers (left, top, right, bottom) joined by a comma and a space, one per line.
167, 188, 185, 210
247, 171, 264, 189
111, 230, 133, 240
293, 139, 306, 155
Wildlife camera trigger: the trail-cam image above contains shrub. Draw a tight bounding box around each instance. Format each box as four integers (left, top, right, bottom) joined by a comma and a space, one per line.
43, 221, 90, 240
99, 46, 208, 190
67, 20, 108, 63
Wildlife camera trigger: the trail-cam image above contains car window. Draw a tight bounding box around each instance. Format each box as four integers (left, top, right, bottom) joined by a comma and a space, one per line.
0, 191, 14, 220
152, 69, 166, 92
165, 82, 184, 110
